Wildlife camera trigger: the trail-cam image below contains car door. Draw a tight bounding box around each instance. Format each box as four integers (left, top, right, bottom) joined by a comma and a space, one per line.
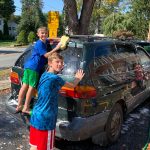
114, 42, 146, 111
115, 42, 150, 111
135, 47, 150, 94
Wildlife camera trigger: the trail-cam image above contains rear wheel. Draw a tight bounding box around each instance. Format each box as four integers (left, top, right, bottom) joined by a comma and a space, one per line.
105, 103, 123, 144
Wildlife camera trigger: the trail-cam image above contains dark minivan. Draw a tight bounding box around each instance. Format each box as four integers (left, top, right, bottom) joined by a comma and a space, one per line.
6, 36, 150, 146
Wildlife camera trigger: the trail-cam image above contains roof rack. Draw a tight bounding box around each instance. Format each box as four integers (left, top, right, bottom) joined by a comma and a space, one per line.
69, 35, 112, 42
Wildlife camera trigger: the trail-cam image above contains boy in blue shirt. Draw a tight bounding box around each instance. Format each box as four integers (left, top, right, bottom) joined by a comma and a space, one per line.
29, 52, 84, 150
16, 27, 61, 114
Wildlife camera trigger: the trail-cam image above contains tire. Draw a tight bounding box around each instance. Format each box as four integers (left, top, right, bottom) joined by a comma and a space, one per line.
105, 103, 123, 144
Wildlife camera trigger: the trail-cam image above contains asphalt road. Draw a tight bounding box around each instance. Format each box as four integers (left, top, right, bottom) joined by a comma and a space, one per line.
0, 93, 29, 150
0, 47, 26, 69
0, 92, 150, 150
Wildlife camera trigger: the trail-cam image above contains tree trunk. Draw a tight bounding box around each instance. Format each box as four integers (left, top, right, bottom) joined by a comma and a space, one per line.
79, 0, 96, 34
64, 0, 79, 34
64, 0, 96, 35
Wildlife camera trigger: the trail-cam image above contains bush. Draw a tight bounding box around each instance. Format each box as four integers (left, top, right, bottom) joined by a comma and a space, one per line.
28, 31, 36, 43
0, 31, 15, 40
113, 30, 134, 40
16, 30, 28, 45
0, 30, 3, 40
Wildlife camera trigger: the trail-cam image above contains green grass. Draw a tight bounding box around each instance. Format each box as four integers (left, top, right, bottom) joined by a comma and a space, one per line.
0, 40, 16, 47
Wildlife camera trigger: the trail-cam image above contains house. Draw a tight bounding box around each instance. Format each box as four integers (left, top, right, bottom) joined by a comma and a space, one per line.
8, 20, 17, 37
0, 17, 17, 37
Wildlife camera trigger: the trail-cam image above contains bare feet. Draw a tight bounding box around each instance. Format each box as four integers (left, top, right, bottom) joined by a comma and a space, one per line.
15, 105, 23, 113
22, 107, 30, 115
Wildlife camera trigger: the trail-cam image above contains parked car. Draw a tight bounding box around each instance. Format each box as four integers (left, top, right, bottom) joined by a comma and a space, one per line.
6, 35, 150, 146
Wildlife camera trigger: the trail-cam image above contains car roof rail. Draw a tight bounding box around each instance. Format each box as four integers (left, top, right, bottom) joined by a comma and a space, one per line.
69, 35, 112, 42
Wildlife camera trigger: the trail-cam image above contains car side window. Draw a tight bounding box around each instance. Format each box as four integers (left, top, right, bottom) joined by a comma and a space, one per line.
115, 43, 136, 53
88, 43, 119, 94
136, 47, 150, 69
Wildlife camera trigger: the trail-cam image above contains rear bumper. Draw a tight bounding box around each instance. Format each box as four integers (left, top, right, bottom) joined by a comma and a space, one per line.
56, 110, 110, 141
6, 96, 110, 141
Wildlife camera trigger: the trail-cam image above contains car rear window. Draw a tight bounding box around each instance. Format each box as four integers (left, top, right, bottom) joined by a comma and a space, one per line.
59, 42, 83, 81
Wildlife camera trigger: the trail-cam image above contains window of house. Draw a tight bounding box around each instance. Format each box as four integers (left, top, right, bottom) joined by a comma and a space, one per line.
0, 20, 1, 25
9, 27, 11, 30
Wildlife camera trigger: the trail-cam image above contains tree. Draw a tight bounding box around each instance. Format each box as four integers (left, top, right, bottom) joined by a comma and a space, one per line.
17, 30, 28, 44
10, 15, 21, 24
0, 0, 15, 38
102, 12, 134, 36
89, 0, 120, 34
0, 0, 15, 20
28, 31, 36, 43
18, 0, 46, 35
64, 0, 96, 35
63, 0, 121, 35
129, 0, 150, 40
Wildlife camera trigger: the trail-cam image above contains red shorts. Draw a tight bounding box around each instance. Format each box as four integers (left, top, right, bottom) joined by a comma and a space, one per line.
29, 126, 55, 150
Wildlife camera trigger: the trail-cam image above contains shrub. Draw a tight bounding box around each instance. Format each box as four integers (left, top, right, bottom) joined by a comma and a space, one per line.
16, 30, 28, 45
113, 30, 134, 40
28, 31, 36, 43
0, 30, 3, 40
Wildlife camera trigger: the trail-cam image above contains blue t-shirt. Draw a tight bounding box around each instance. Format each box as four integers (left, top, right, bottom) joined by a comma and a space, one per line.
24, 39, 49, 73
30, 72, 65, 130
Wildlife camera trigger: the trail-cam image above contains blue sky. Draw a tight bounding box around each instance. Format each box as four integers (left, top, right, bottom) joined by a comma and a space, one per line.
14, 0, 64, 15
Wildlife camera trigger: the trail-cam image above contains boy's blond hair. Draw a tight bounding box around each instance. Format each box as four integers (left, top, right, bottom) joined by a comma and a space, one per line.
37, 26, 48, 33
48, 52, 64, 62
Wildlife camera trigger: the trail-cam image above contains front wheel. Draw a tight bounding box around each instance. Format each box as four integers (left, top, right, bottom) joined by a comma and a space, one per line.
105, 103, 123, 144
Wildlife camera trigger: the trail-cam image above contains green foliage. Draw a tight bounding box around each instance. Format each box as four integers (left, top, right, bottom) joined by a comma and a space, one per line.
10, 15, 21, 24
16, 30, 28, 45
17, 0, 46, 37
0, 29, 14, 40
89, 0, 120, 34
3, 20, 9, 35
0, 30, 3, 40
0, 0, 15, 20
129, 0, 150, 40
28, 31, 36, 43
102, 12, 135, 36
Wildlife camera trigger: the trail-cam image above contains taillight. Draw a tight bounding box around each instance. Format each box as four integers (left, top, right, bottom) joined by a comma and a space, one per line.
59, 85, 96, 99
10, 71, 20, 85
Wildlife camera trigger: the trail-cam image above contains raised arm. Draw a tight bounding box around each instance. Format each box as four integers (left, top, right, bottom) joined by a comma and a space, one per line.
64, 69, 85, 88
44, 42, 62, 58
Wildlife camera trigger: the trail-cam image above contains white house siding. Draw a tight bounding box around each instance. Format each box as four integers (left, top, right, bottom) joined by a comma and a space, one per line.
0, 18, 17, 37
8, 21, 17, 37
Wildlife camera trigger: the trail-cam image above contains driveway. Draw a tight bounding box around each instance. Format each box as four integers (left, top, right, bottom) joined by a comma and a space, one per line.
0, 92, 150, 150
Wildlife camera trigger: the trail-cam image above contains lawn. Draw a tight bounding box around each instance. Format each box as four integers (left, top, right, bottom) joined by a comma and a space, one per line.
0, 40, 16, 47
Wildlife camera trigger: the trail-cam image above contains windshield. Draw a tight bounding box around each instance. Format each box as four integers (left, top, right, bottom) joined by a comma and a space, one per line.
59, 42, 84, 81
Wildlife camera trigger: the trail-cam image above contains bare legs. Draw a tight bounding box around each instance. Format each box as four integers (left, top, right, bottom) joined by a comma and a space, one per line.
30, 146, 37, 150
16, 83, 35, 114
22, 86, 35, 113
